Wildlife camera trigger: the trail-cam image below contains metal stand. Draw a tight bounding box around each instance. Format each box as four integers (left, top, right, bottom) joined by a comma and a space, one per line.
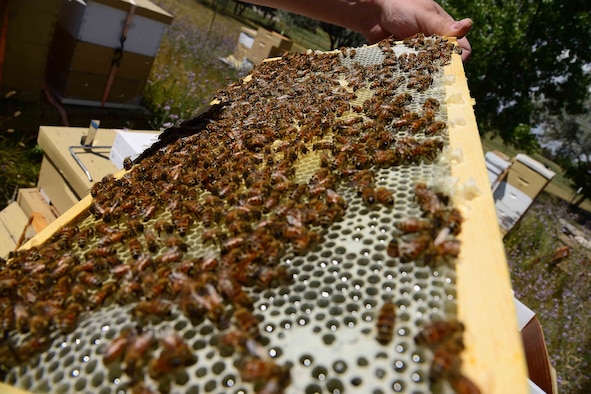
69, 120, 111, 182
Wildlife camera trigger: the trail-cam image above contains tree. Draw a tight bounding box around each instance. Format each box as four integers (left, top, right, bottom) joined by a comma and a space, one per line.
537, 104, 591, 204
319, 22, 366, 50
278, 12, 366, 50
439, 0, 591, 148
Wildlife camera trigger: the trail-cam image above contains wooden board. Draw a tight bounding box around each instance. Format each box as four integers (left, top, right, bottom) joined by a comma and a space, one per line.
15, 41, 529, 394
444, 51, 529, 393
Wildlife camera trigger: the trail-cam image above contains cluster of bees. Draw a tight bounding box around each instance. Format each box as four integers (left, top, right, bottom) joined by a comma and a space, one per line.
387, 182, 464, 266
415, 319, 481, 393
102, 326, 197, 393
0, 34, 477, 393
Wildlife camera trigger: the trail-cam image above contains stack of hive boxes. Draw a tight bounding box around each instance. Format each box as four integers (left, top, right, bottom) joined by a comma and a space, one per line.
45, 0, 172, 107
246, 27, 293, 64
232, 26, 293, 65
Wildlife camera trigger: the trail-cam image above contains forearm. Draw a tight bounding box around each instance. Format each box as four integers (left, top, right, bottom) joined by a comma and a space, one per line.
244, 0, 381, 36
244, 0, 473, 61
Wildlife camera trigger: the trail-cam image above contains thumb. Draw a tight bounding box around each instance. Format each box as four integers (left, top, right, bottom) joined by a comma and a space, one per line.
445, 18, 473, 39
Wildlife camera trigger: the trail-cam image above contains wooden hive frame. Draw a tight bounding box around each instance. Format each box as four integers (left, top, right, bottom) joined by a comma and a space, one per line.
4, 37, 528, 394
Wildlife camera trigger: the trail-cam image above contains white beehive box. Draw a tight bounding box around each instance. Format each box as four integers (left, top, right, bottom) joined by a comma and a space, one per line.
109, 130, 160, 169
57, 0, 172, 57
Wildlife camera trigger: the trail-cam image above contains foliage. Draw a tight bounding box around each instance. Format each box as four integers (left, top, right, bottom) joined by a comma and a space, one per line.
278, 10, 319, 33
0, 137, 42, 207
278, 10, 366, 50
440, 0, 591, 148
537, 101, 591, 202
319, 22, 367, 50
505, 193, 591, 393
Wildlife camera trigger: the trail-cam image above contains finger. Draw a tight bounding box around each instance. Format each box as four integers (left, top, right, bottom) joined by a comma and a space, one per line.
447, 18, 473, 39
457, 36, 472, 62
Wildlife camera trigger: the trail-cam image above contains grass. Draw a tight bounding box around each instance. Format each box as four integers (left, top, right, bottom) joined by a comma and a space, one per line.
505, 192, 591, 393
143, 0, 242, 127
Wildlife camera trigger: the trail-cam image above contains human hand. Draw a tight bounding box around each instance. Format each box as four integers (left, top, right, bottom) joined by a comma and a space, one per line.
360, 0, 473, 61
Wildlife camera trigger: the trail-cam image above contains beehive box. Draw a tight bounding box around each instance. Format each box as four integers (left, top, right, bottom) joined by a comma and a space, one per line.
246, 27, 293, 64
46, 0, 172, 106
1, 36, 528, 394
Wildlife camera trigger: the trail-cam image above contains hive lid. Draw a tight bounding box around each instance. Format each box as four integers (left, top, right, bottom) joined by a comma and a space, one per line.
514, 153, 556, 180
84, 0, 173, 24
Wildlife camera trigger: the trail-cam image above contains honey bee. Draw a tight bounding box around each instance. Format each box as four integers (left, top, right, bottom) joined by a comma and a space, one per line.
361, 187, 377, 205
16, 335, 51, 362
393, 111, 419, 128
174, 213, 193, 237
77, 271, 102, 287
446, 208, 464, 235
123, 157, 133, 170
73, 227, 93, 248
435, 239, 461, 259
143, 230, 159, 253
217, 276, 253, 309
239, 356, 291, 387
183, 200, 204, 218
375, 187, 395, 206
395, 217, 433, 233
134, 253, 154, 273
29, 315, 50, 336
98, 230, 127, 246
158, 247, 183, 264
55, 225, 78, 243
399, 234, 431, 263
54, 303, 83, 334
115, 281, 143, 305
200, 254, 219, 271
179, 296, 205, 324
429, 340, 463, 382
154, 219, 174, 235
52, 253, 77, 278
127, 237, 143, 259
103, 328, 133, 365
123, 329, 156, 380
148, 332, 197, 379
375, 301, 396, 345
165, 236, 188, 252
87, 245, 117, 258
234, 308, 260, 339
127, 219, 144, 235
325, 189, 347, 209
291, 231, 321, 255
192, 283, 228, 328
89, 282, 117, 308
449, 372, 482, 394
201, 228, 226, 246
140, 203, 157, 221
255, 265, 293, 289
414, 319, 465, 347
423, 97, 440, 111
426, 120, 446, 135
133, 299, 173, 320
216, 329, 250, 354
386, 238, 400, 258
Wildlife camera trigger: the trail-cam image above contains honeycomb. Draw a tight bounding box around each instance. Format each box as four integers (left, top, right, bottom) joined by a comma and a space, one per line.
1, 35, 478, 394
